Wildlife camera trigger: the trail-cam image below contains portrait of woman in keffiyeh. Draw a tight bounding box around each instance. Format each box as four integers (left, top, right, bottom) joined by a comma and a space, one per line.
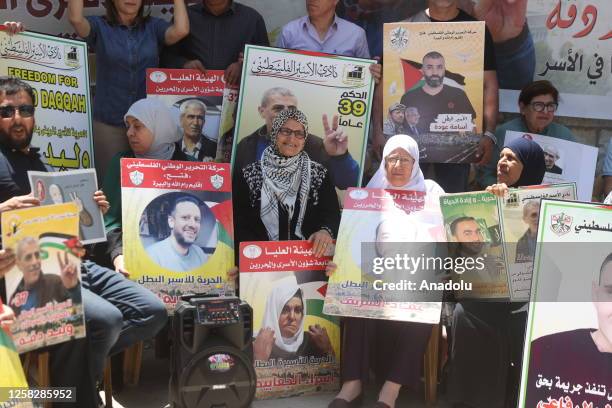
233, 108, 340, 258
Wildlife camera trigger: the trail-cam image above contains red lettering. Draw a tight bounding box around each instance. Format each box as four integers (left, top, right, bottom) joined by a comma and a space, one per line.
0, 0, 17, 9
573, 5, 597, 38
546, 1, 578, 30
599, 30, 612, 41
26, 0, 53, 18
54, 0, 68, 20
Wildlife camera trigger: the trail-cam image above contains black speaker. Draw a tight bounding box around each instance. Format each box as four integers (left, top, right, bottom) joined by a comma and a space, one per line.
169, 295, 256, 408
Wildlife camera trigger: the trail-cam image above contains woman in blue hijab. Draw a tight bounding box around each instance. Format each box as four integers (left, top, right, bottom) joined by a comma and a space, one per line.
447, 137, 546, 408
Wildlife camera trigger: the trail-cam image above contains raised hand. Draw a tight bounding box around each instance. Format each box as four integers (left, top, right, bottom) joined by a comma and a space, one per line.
58, 251, 79, 289
0, 195, 40, 213
253, 327, 275, 361
322, 114, 349, 157
486, 183, 509, 197
92, 190, 110, 214
308, 324, 334, 354
2, 21, 25, 35
470, 0, 528, 43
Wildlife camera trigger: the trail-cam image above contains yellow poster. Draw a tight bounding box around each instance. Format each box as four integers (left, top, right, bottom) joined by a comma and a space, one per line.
2, 203, 84, 353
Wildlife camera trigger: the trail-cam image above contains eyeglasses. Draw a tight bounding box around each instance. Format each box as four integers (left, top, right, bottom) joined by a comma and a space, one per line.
530, 102, 558, 113
0, 105, 35, 118
278, 127, 306, 140
385, 156, 414, 166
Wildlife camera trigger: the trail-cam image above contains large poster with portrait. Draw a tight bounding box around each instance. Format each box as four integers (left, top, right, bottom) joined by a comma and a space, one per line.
2, 203, 85, 353
232, 45, 375, 191
440, 184, 577, 300
382, 22, 484, 163
216, 84, 240, 163
239, 240, 340, 400
0, 28, 93, 171
519, 199, 612, 407
28, 169, 106, 244
120, 158, 234, 311
504, 131, 598, 202
324, 188, 445, 324
146, 68, 225, 162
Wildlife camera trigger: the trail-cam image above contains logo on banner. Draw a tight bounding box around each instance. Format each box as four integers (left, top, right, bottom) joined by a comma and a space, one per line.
129, 170, 144, 186
389, 26, 409, 52
349, 189, 369, 200
550, 212, 572, 236
64, 45, 80, 68
342, 64, 366, 86
210, 174, 224, 190
149, 70, 167, 83
242, 244, 262, 259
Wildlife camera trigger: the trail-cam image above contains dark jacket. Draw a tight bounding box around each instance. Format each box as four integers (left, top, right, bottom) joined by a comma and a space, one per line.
10, 274, 71, 317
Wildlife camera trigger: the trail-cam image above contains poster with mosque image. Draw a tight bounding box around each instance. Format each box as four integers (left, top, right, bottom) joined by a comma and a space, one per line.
323, 187, 445, 324
2, 203, 85, 353
440, 184, 577, 300
232, 45, 375, 190
146, 68, 225, 162
383, 21, 484, 163
28, 169, 106, 244
504, 131, 598, 202
120, 158, 234, 311
519, 199, 612, 408
239, 240, 340, 400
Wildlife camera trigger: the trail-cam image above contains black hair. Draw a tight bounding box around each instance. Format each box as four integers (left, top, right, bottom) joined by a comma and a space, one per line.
104, 0, 150, 26
0, 76, 35, 104
519, 80, 559, 106
170, 195, 201, 215
450, 216, 477, 236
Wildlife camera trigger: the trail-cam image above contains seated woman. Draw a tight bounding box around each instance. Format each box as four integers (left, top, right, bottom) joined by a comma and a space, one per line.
448, 137, 546, 408
233, 108, 341, 255
103, 98, 187, 275
477, 80, 576, 187
254, 276, 333, 361
330, 134, 444, 408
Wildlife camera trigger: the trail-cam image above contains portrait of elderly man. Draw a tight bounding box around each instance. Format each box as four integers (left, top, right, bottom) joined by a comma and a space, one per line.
515, 200, 540, 263
176, 99, 217, 161
542, 144, 562, 174
382, 102, 408, 139
146, 195, 211, 272
9, 236, 81, 317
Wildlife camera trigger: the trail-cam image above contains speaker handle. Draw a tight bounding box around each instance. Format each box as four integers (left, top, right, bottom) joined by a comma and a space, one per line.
179, 303, 196, 353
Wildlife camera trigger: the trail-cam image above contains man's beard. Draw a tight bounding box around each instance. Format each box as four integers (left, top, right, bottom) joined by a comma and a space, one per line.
174, 229, 196, 249
424, 75, 443, 87
0, 127, 33, 150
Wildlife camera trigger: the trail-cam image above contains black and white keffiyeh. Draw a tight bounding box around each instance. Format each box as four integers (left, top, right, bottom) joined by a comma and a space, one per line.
260, 109, 311, 241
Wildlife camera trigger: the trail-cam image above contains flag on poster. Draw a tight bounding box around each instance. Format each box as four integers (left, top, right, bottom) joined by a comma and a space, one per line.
0, 29, 93, 171
2, 203, 85, 353
121, 158, 234, 311
383, 21, 485, 163
324, 188, 445, 324
519, 199, 612, 407
239, 240, 340, 400
232, 45, 375, 191
146, 68, 225, 162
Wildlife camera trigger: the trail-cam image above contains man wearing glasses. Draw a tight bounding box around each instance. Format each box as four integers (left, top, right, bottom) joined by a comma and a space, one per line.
477, 80, 576, 187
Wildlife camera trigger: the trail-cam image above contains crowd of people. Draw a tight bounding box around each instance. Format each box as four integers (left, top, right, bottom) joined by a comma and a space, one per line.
0, 0, 611, 408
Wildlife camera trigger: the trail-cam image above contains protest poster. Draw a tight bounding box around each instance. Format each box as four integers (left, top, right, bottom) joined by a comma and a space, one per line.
232, 45, 375, 189
216, 84, 240, 163
121, 158, 234, 311
382, 21, 484, 163
2, 203, 85, 353
504, 131, 598, 201
324, 188, 445, 324
28, 169, 106, 244
239, 240, 339, 400
146, 68, 225, 162
440, 184, 577, 300
519, 199, 612, 407
0, 28, 93, 171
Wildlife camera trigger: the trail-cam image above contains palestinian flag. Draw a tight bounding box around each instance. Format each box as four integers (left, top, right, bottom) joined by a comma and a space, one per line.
400, 58, 467, 93
300, 280, 339, 326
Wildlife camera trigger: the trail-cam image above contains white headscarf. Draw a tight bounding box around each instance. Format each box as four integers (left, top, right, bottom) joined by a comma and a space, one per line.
367, 134, 427, 191
124, 98, 181, 160
261, 275, 305, 353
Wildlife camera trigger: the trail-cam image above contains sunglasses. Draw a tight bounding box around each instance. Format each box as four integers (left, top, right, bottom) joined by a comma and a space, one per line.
0, 105, 35, 118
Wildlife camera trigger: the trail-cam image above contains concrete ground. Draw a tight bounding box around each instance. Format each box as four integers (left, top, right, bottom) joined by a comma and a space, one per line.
107, 347, 452, 408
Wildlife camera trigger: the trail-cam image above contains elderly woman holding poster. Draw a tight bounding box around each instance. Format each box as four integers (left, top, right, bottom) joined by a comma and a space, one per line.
477, 80, 576, 187
329, 134, 444, 408
103, 98, 187, 275
448, 137, 546, 408
233, 108, 341, 256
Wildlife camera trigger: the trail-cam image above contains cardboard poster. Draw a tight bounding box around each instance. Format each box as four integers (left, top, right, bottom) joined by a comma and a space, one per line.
0, 29, 93, 171
383, 21, 485, 163
239, 240, 340, 400
2, 203, 85, 353
120, 158, 234, 311
28, 169, 106, 244
440, 184, 577, 300
504, 131, 598, 202
146, 68, 225, 162
324, 188, 444, 324
216, 84, 240, 163
232, 45, 375, 189
519, 199, 612, 407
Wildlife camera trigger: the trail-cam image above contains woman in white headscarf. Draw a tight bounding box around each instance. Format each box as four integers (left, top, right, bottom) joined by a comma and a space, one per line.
253, 275, 333, 361
102, 98, 187, 275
